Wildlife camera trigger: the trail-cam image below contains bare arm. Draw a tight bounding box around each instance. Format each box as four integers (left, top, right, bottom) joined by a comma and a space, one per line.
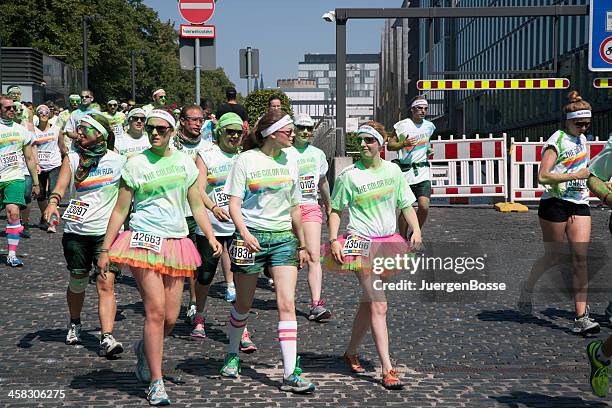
23, 144, 40, 194
386, 132, 403, 151
538, 148, 590, 185
328, 209, 344, 264
188, 179, 222, 257
587, 175, 612, 207
196, 155, 230, 221
401, 205, 422, 249
229, 195, 261, 252
318, 177, 332, 218
43, 156, 72, 222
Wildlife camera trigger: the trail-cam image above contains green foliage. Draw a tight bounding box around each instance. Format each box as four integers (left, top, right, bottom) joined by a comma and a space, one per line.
243, 89, 293, 127
345, 132, 361, 161
0, 0, 236, 107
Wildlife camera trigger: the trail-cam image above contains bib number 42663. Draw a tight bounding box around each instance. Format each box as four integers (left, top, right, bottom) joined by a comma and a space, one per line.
129, 232, 163, 253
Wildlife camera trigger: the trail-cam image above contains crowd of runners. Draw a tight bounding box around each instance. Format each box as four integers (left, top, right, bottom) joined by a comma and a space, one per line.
1, 84, 611, 404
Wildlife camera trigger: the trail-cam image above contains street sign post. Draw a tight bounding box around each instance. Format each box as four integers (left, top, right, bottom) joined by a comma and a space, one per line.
239, 48, 259, 94
178, 0, 215, 24
179, 38, 216, 70
589, 0, 612, 71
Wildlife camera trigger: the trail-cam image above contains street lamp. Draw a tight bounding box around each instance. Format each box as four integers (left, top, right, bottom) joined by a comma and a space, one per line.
322, 11, 336, 22
82, 14, 103, 89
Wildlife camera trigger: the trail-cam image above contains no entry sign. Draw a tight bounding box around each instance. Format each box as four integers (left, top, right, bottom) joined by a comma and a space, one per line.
178, 0, 215, 24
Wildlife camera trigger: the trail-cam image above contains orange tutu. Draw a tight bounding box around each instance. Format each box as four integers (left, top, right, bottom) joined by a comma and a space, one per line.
109, 231, 201, 277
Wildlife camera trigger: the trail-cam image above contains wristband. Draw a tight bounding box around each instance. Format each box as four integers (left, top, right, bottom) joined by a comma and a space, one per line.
211, 205, 218, 211
297, 246, 305, 251
100, 249, 109, 253
329, 238, 338, 244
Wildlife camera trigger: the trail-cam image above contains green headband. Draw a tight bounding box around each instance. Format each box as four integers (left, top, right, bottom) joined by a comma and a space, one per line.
216, 112, 243, 130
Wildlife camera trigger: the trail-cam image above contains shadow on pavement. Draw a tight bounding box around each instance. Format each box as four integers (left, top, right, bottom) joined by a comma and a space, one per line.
476, 309, 574, 335
177, 357, 279, 388
489, 391, 608, 407
18, 328, 100, 354
69, 369, 145, 400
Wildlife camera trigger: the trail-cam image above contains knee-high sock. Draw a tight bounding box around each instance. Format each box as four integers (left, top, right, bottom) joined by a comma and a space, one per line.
228, 306, 248, 355
6, 222, 23, 257
278, 321, 297, 377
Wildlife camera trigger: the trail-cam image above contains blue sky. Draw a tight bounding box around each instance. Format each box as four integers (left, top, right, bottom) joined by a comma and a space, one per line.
143, 0, 401, 95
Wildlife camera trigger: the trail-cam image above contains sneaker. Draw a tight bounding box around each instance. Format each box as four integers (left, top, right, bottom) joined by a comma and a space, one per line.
20, 225, 31, 239
65, 323, 82, 345
135, 340, 151, 383
225, 284, 236, 302
98, 334, 124, 358
605, 302, 612, 324
587, 340, 609, 397
47, 224, 56, 233
185, 303, 197, 325
5, 255, 24, 267
516, 280, 533, 315
268, 278, 275, 288
220, 353, 241, 378
342, 353, 365, 373
382, 368, 404, 390
240, 329, 257, 353
308, 300, 332, 322
280, 356, 315, 394
147, 378, 170, 406
572, 307, 600, 335
190, 314, 206, 338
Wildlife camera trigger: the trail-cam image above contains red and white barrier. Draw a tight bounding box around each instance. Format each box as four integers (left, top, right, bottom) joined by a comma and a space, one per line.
510, 137, 607, 202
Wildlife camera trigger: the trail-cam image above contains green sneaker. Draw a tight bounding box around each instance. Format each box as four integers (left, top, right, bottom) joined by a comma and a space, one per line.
280, 356, 315, 394
587, 340, 609, 397
220, 353, 240, 378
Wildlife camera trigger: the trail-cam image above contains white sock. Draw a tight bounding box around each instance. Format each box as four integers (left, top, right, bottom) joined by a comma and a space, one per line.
597, 346, 611, 364
228, 306, 248, 355
227, 281, 235, 288
8, 250, 16, 258
278, 321, 297, 378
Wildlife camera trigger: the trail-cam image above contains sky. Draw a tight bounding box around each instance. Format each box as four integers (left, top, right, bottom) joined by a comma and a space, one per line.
143, 0, 401, 95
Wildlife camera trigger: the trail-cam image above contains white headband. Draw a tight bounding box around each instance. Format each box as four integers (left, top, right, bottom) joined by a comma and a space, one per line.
107, 99, 118, 105
152, 89, 166, 98
357, 125, 384, 146
566, 110, 591, 120
262, 114, 292, 137
127, 108, 146, 121
147, 109, 176, 129
81, 115, 108, 138
411, 99, 428, 109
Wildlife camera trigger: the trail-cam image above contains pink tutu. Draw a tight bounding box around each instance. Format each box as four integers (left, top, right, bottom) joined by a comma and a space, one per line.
322, 233, 411, 276
109, 231, 201, 277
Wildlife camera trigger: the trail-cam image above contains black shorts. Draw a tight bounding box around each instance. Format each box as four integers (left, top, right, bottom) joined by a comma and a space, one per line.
538, 197, 590, 222
409, 180, 432, 199
62, 233, 120, 277
195, 234, 233, 285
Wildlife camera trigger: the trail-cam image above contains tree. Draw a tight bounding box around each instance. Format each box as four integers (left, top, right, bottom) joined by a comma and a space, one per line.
0, 0, 236, 107
243, 89, 293, 127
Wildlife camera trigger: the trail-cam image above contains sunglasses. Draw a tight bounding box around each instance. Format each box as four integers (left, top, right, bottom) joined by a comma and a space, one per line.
413, 106, 428, 111
78, 125, 96, 133
275, 129, 293, 136
108, 104, 117, 107
183, 116, 204, 123
296, 125, 314, 131
130, 116, 146, 123
37, 111, 50, 116
145, 125, 171, 134
574, 121, 591, 129
225, 129, 243, 136
359, 136, 378, 144
1, 105, 16, 111
81, 95, 92, 100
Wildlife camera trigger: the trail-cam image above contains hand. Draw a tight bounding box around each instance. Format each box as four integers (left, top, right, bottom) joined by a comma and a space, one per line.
97, 252, 110, 277
210, 238, 223, 257
212, 206, 231, 222
298, 248, 310, 269
573, 168, 590, 180
241, 231, 261, 253
403, 136, 417, 147
43, 204, 60, 224
410, 230, 423, 252
330, 240, 344, 265
605, 182, 612, 191
31, 184, 40, 198
37, 165, 41, 175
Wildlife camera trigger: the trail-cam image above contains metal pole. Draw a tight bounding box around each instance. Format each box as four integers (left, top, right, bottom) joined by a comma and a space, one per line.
131, 51, 136, 102
335, 19, 347, 135
195, 37, 201, 104
246, 47, 252, 95
0, 38, 3, 92
82, 16, 88, 89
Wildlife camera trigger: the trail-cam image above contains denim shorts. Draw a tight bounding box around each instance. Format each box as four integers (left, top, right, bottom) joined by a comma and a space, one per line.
230, 229, 298, 275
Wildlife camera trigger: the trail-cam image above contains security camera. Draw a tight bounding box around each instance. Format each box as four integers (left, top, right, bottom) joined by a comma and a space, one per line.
322, 11, 336, 22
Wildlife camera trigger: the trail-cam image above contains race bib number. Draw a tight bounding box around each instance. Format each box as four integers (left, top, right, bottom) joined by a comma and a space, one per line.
62, 199, 90, 223
129, 232, 163, 253
342, 234, 372, 256
213, 186, 230, 207
299, 174, 316, 196
229, 239, 255, 265
38, 151, 52, 165
0, 152, 20, 170
566, 179, 587, 191
112, 124, 124, 136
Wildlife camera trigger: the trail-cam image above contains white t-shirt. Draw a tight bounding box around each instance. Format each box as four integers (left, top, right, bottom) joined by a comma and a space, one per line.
115, 132, 151, 158
65, 151, 126, 235
196, 144, 238, 236
34, 126, 62, 171
224, 148, 300, 232
122, 150, 199, 238
332, 160, 415, 237
104, 112, 127, 139
283, 144, 328, 205
589, 137, 612, 182
0, 121, 32, 182
540, 130, 589, 204
393, 118, 436, 184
